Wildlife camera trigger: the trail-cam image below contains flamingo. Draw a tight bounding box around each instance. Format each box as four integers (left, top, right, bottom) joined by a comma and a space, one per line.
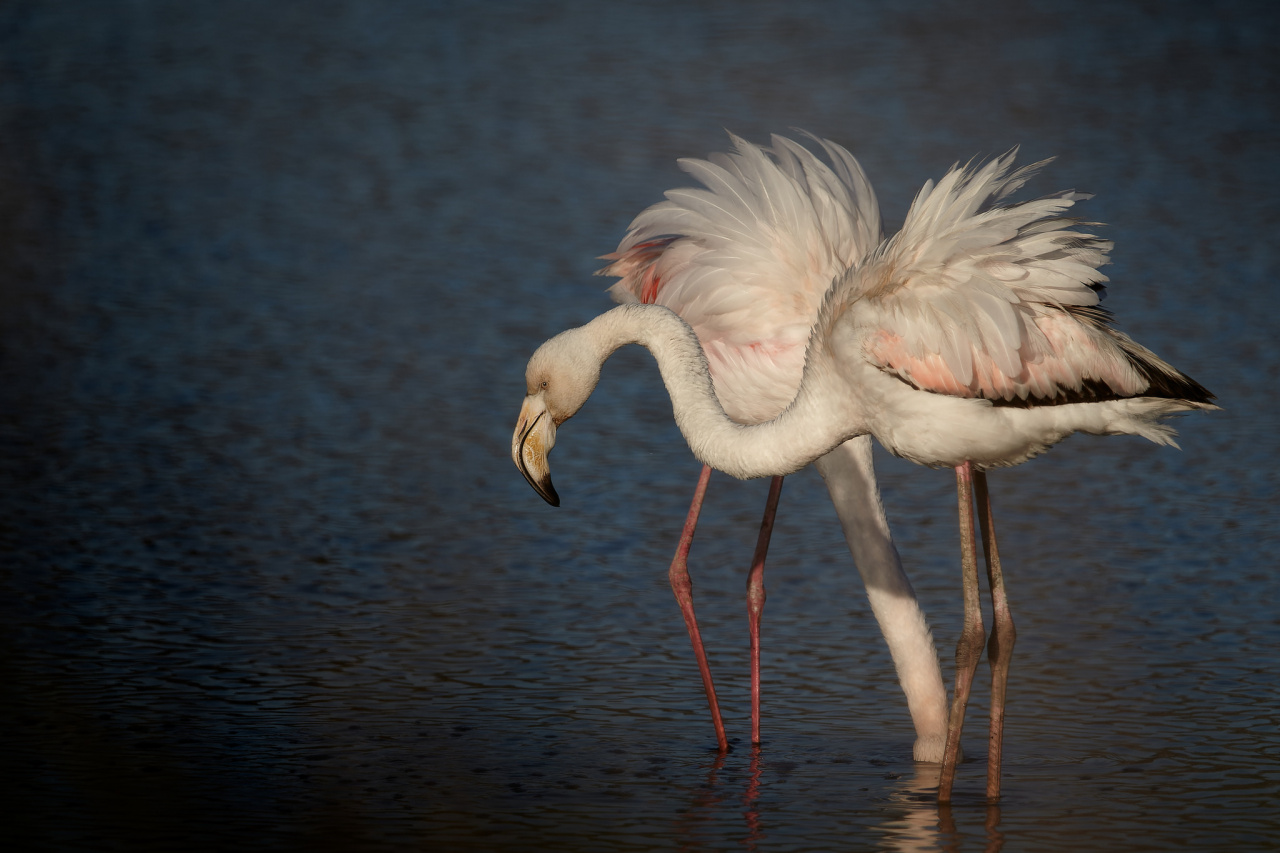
592, 134, 949, 759
511, 133, 1215, 801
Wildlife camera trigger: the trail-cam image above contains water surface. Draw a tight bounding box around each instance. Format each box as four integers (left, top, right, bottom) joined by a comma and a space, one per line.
1, 1, 1277, 850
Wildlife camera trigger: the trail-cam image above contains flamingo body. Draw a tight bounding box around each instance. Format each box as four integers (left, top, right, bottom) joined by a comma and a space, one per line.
513, 133, 1214, 799
596, 134, 949, 759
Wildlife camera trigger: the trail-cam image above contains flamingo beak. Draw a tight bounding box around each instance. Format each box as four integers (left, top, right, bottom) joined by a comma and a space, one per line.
512, 393, 560, 507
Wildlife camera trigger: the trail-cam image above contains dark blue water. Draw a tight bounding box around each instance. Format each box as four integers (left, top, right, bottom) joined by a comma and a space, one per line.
1, 1, 1276, 849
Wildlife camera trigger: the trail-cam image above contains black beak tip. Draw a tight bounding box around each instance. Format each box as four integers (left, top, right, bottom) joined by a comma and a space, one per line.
519, 463, 561, 507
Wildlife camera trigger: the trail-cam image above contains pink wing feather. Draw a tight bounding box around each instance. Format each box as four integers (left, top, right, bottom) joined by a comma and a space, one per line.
599, 133, 882, 423
849, 152, 1158, 404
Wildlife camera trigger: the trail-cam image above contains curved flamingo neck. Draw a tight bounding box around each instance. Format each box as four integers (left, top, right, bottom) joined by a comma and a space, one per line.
585, 304, 857, 480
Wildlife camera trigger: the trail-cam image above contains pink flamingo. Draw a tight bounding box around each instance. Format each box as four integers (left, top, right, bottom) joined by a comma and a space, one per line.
592, 134, 947, 759
512, 133, 1214, 801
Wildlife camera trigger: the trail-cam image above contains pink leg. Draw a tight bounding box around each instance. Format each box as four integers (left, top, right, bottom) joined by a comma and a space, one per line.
974, 471, 1015, 802
938, 461, 986, 803
669, 464, 728, 751
747, 476, 784, 746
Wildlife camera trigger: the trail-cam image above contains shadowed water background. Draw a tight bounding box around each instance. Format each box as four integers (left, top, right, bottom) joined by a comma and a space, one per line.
0, 1, 1277, 850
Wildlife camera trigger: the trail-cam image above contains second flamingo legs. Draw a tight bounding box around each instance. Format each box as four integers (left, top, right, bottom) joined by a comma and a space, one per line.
938, 461, 1017, 803
747, 475, 785, 746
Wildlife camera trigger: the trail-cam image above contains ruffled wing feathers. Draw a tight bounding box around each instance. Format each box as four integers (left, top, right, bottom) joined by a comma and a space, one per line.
598, 133, 882, 336
823, 152, 1211, 405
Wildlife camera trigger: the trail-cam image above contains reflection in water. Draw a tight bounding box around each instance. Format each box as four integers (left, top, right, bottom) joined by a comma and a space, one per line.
877, 763, 1006, 853
675, 751, 727, 851
984, 805, 1007, 853
718, 748, 1012, 853
741, 747, 764, 851
936, 803, 1007, 853
881, 762, 949, 852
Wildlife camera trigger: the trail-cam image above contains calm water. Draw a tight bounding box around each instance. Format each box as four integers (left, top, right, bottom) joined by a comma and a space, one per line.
1, 1, 1277, 850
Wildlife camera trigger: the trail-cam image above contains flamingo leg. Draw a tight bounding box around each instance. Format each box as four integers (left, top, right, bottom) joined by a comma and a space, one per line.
669, 463, 729, 751
747, 475, 784, 745
974, 470, 1015, 802
938, 461, 986, 803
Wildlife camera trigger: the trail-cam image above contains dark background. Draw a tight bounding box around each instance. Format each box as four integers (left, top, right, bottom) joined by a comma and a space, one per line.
1, 1, 1276, 850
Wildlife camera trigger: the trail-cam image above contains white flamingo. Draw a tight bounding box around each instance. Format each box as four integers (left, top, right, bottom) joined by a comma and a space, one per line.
591, 135, 948, 759
511, 133, 1215, 801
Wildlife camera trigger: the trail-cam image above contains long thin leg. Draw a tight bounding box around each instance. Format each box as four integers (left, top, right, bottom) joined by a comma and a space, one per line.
938, 461, 986, 803
669, 464, 728, 751
974, 470, 1015, 802
747, 475, 784, 746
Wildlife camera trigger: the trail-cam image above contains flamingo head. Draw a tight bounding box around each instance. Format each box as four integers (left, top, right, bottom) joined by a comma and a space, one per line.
512, 326, 603, 507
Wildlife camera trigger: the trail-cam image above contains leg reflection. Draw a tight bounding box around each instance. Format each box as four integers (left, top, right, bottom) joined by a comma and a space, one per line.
938, 802, 959, 853
674, 749, 727, 847
741, 746, 764, 850
984, 803, 1006, 853
879, 763, 1004, 853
